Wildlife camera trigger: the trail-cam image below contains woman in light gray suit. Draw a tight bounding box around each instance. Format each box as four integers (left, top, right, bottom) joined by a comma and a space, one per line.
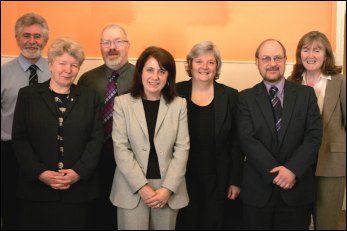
288, 31, 346, 230
110, 47, 190, 230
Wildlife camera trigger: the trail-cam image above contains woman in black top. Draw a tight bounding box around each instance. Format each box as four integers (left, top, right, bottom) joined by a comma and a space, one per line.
176, 41, 243, 230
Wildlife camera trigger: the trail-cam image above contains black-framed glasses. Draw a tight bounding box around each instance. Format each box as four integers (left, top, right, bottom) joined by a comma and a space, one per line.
259, 55, 285, 65
100, 40, 128, 48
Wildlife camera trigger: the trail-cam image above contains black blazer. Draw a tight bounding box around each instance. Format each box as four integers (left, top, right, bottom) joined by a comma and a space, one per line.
237, 80, 323, 207
12, 81, 103, 203
176, 80, 243, 195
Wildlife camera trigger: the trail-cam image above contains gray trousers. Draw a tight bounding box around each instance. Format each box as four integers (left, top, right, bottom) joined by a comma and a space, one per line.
117, 179, 178, 230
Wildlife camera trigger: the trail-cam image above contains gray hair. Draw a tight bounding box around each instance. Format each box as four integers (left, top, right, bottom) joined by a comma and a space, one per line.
185, 41, 222, 80
15, 12, 49, 43
48, 37, 85, 66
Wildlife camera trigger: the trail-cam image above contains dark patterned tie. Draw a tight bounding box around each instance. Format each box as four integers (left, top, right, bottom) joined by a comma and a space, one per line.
29, 65, 38, 85
102, 71, 119, 142
269, 86, 282, 133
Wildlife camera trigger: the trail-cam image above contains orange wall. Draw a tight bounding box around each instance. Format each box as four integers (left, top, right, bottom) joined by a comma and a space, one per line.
1, 1, 336, 62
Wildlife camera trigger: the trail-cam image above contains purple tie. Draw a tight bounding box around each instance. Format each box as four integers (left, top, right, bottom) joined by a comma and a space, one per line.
269, 86, 282, 133
102, 71, 119, 142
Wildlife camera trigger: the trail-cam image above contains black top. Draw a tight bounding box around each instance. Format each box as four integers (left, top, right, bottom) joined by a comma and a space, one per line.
51, 90, 69, 170
142, 99, 161, 179
189, 100, 216, 175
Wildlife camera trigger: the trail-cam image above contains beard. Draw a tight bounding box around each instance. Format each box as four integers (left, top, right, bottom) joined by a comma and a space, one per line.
105, 56, 122, 69
104, 49, 124, 69
21, 46, 42, 60
261, 67, 284, 83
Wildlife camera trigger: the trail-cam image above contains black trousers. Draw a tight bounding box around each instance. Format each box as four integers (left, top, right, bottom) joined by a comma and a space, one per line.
90, 140, 117, 230
176, 173, 224, 230
243, 188, 311, 230
1, 141, 19, 230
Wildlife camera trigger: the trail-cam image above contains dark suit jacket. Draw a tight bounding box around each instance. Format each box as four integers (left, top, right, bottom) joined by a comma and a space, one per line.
12, 81, 103, 203
78, 63, 134, 104
176, 80, 243, 196
237, 79, 322, 207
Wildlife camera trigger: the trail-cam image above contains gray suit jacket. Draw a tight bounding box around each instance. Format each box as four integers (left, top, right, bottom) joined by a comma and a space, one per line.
110, 93, 190, 209
315, 74, 346, 176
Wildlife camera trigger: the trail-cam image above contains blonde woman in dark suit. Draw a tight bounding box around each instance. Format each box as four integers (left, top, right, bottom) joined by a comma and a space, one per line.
288, 31, 346, 230
110, 47, 189, 230
12, 37, 103, 229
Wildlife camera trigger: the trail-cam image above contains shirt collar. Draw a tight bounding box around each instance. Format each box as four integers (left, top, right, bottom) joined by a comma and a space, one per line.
105, 62, 131, 77
18, 54, 46, 72
301, 72, 332, 85
263, 76, 285, 95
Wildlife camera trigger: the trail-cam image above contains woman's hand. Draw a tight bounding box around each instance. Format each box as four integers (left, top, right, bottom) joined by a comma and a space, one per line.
144, 187, 172, 209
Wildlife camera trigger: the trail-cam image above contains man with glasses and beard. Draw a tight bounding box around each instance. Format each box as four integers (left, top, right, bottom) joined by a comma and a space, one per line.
1, 12, 51, 229
78, 24, 134, 229
237, 39, 323, 229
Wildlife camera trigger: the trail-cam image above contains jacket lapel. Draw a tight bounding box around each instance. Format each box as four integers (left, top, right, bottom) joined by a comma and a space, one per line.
63, 84, 80, 119
214, 82, 227, 136
322, 77, 339, 128
278, 81, 296, 145
255, 83, 277, 138
39, 81, 58, 117
132, 97, 149, 139
155, 95, 169, 137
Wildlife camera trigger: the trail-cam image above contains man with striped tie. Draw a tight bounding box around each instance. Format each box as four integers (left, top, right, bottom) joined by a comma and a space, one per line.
1, 12, 51, 229
237, 39, 323, 230
78, 24, 134, 229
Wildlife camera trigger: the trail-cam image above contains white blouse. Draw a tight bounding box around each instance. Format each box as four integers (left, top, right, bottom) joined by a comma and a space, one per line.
302, 73, 331, 114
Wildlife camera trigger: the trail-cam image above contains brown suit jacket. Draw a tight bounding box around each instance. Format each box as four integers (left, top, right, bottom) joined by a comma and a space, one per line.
315, 74, 346, 176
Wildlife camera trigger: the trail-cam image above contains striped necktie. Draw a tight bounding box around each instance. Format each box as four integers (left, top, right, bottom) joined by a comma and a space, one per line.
29, 64, 38, 85
102, 71, 119, 142
269, 86, 282, 133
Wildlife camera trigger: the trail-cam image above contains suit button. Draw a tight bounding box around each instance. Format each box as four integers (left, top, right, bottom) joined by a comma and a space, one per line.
162, 168, 166, 171
159, 151, 163, 156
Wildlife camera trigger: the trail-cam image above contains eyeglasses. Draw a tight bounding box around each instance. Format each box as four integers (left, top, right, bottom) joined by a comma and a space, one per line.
259, 56, 285, 65
21, 33, 43, 40
100, 40, 128, 48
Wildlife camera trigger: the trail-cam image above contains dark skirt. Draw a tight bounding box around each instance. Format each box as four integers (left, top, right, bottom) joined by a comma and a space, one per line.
18, 200, 93, 230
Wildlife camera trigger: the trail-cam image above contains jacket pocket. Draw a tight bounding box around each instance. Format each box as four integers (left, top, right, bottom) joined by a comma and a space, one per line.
330, 142, 346, 152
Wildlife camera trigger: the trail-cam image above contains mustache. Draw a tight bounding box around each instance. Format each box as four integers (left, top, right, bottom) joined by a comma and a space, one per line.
107, 49, 119, 56
266, 67, 279, 71
24, 44, 40, 49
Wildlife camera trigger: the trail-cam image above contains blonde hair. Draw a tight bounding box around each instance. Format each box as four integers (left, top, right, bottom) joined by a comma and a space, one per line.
48, 37, 85, 66
185, 41, 222, 80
